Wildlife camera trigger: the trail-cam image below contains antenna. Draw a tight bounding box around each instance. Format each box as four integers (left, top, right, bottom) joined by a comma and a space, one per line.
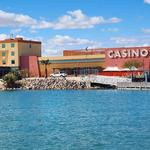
85, 46, 88, 51
10, 33, 14, 39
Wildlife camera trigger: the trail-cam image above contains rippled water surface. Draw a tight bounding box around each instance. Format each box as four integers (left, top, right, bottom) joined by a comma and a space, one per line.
0, 90, 150, 150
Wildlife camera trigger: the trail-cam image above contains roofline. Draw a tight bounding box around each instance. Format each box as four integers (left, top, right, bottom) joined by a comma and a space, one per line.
38, 54, 105, 61
0, 37, 41, 44
64, 46, 150, 52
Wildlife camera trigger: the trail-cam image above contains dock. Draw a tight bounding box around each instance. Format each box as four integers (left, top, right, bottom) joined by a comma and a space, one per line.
117, 82, 150, 90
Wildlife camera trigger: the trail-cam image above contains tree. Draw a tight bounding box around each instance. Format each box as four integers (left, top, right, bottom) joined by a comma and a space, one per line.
2, 69, 24, 88
11, 69, 22, 80
20, 69, 29, 78
2, 72, 18, 88
123, 60, 143, 81
40, 59, 51, 78
123, 60, 143, 70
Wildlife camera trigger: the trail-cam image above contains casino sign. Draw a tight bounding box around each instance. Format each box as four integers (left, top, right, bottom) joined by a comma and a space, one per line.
107, 48, 149, 58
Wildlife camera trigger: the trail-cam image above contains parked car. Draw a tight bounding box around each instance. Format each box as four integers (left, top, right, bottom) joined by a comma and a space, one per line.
50, 72, 67, 77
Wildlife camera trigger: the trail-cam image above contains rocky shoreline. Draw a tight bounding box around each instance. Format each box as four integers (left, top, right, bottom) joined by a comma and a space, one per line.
0, 77, 88, 90
21, 77, 87, 90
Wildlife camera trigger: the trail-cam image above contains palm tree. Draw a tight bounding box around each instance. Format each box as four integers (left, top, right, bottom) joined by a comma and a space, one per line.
123, 60, 143, 81
123, 60, 143, 70
40, 59, 51, 78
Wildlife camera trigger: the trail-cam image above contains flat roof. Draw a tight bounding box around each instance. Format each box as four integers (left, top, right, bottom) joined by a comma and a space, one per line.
0, 37, 41, 44
64, 48, 106, 52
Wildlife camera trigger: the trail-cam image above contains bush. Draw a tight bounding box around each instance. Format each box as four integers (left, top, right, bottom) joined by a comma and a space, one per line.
20, 69, 29, 78
2, 72, 18, 88
11, 69, 22, 80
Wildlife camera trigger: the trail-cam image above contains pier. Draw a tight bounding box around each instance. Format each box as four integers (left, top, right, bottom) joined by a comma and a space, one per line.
84, 75, 131, 87
83, 75, 150, 90
117, 82, 150, 90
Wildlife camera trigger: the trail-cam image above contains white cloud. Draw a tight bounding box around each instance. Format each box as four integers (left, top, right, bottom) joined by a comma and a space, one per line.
0, 34, 9, 40
111, 37, 137, 45
111, 36, 150, 47
101, 28, 119, 32
144, 0, 150, 4
10, 28, 22, 34
0, 9, 122, 30
42, 35, 102, 56
34, 10, 122, 29
0, 10, 37, 27
106, 17, 122, 23
142, 28, 150, 33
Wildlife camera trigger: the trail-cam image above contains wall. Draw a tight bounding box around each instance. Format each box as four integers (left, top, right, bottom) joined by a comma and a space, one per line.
105, 47, 150, 70
18, 42, 41, 58
39, 61, 104, 77
20, 56, 40, 77
0, 38, 41, 68
0, 42, 19, 67
63, 49, 105, 56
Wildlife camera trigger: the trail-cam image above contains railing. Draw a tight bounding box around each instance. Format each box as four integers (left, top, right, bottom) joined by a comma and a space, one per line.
117, 82, 150, 90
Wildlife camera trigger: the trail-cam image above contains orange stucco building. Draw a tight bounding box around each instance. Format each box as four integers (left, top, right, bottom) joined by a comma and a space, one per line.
0, 37, 41, 76
0, 37, 41, 68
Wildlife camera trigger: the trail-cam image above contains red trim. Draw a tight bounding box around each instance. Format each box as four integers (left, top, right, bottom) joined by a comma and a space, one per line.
0, 38, 41, 44
99, 71, 144, 77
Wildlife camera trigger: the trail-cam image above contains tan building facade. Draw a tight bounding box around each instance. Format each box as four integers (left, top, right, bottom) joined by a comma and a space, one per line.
38, 54, 105, 77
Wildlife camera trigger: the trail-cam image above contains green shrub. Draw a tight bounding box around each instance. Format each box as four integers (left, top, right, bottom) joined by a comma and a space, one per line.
2, 72, 19, 88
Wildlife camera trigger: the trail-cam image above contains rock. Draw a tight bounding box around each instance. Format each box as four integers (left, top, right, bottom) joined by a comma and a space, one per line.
18, 77, 88, 90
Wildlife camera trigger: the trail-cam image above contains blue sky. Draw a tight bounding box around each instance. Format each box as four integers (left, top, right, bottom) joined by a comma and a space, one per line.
0, 0, 150, 56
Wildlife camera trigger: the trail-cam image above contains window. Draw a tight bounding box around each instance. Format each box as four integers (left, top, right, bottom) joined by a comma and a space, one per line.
2, 51, 6, 56
11, 51, 15, 56
2, 60, 6, 65
2, 43, 5, 48
11, 60, 15, 64
11, 43, 15, 48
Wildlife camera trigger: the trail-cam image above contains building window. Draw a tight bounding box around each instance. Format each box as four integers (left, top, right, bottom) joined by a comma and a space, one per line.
2, 60, 6, 65
11, 60, 15, 64
2, 51, 6, 56
11, 51, 15, 56
2, 43, 5, 48
11, 43, 15, 48
29, 44, 32, 48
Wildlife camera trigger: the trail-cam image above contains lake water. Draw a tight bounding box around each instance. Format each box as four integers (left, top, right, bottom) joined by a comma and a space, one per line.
0, 90, 150, 150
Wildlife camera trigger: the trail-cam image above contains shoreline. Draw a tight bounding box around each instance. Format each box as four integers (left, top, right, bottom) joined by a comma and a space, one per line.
0, 77, 89, 91
1, 77, 150, 91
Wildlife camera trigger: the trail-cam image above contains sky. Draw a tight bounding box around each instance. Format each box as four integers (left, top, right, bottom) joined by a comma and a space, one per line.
0, 0, 150, 56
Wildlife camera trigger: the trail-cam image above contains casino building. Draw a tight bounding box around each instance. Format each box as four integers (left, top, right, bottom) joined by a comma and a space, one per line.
0, 37, 150, 77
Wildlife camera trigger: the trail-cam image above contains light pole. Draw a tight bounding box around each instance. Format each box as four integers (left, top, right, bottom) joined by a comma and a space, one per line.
130, 66, 136, 82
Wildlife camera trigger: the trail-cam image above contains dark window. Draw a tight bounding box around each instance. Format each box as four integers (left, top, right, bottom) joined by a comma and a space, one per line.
11, 60, 15, 64
2, 43, 5, 48
11, 51, 15, 56
11, 43, 15, 48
